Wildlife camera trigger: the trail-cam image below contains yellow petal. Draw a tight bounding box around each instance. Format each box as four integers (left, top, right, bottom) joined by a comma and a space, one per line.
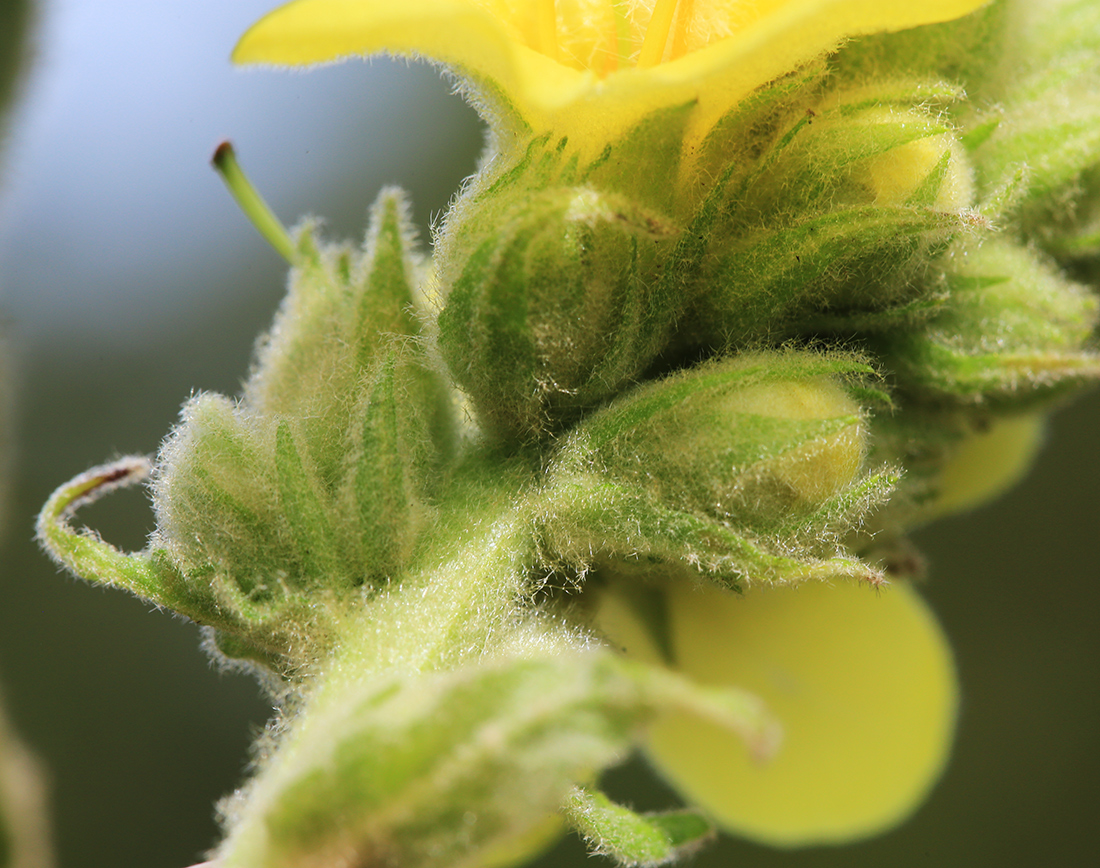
645, 579, 957, 846
928, 413, 1045, 520
236, 0, 992, 152
627, 0, 993, 146
232, 0, 591, 137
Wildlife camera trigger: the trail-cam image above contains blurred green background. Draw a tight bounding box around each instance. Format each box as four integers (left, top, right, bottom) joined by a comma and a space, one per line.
1, 2, 1097, 867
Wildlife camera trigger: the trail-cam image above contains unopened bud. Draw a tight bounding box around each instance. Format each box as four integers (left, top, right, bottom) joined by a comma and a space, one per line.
538, 351, 895, 589
680, 89, 976, 347
574, 351, 871, 527
437, 185, 679, 440
880, 238, 1100, 403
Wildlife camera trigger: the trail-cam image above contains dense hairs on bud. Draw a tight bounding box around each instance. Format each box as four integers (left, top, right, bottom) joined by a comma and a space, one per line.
437, 184, 680, 441
535, 350, 896, 590
879, 238, 1100, 403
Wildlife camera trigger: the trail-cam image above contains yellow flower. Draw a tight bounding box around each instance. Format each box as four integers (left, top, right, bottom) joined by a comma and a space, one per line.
235, 0, 989, 155
597, 578, 957, 846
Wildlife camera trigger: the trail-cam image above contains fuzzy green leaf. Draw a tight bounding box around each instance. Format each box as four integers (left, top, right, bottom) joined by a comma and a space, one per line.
215, 653, 640, 868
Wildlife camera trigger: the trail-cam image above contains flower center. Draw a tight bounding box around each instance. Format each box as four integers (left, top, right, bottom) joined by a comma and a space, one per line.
501, 0, 753, 77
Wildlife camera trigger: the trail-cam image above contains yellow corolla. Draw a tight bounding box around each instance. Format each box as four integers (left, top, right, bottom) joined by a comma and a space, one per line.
597, 578, 957, 846
235, 0, 989, 154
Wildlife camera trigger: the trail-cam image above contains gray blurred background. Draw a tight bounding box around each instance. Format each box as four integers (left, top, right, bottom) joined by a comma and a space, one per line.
0, 2, 1097, 866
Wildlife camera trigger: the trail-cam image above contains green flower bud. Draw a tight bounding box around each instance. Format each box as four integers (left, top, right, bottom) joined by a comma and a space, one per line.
431, 106, 699, 444
538, 351, 896, 589
581, 356, 867, 524
245, 192, 452, 491
437, 183, 679, 441
678, 83, 977, 348
879, 237, 1100, 405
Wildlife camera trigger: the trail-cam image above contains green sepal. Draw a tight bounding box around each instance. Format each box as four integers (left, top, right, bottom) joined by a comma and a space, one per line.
858, 407, 981, 538
906, 148, 955, 207
688, 204, 968, 345
797, 291, 950, 336
581, 101, 696, 216
340, 352, 438, 579
691, 63, 827, 193
879, 238, 1100, 404
274, 420, 344, 586
535, 471, 890, 592
830, 1, 1008, 96
446, 102, 695, 233
562, 787, 713, 868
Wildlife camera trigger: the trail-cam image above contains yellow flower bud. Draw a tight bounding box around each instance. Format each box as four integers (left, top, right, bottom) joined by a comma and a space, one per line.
707, 376, 866, 513
865, 125, 974, 210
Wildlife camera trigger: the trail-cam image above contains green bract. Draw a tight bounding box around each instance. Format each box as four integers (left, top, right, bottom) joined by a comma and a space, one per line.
35, 1, 1100, 867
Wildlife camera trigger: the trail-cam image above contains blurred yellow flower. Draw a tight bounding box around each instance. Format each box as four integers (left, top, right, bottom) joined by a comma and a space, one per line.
235, 0, 989, 154
597, 579, 957, 846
